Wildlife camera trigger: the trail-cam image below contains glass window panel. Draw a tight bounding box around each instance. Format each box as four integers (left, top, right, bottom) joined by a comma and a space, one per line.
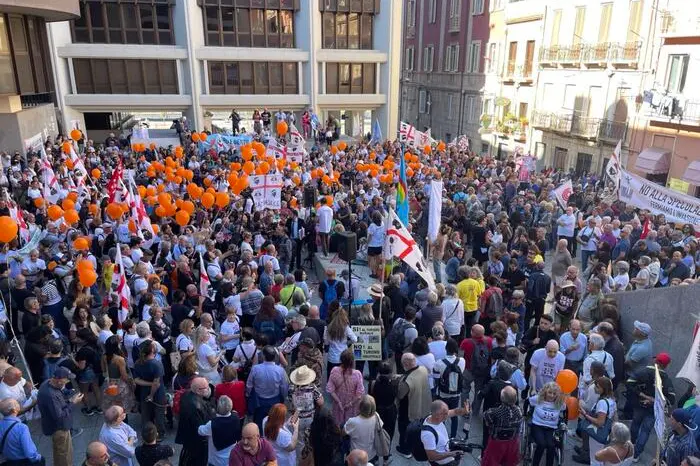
283, 62, 297, 93
160, 61, 177, 93
156, 5, 171, 35
74, 28, 90, 42
208, 32, 221, 46
140, 5, 154, 29
110, 30, 122, 43
338, 0, 350, 12
348, 13, 359, 49
251, 0, 265, 7
363, 63, 375, 93
221, 7, 234, 32
74, 3, 88, 29
8, 15, 34, 94
326, 63, 338, 93
280, 0, 295, 8
251, 10, 265, 46
89, 3, 105, 28
92, 59, 111, 93
360, 14, 372, 49
210, 62, 224, 86
240, 62, 253, 93
143, 59, 160, 93
236, 0, 250, 5
122, 5, 138, 29
237, 8, 251, 32
126, 60, 145, 93
226, 62, 239, 91
351, 63, 362, 92
336, 13, 347, 49
280, 10, 293, 47
0, 16, 15, 94
351, 0, 362, 11
158, 30, 171, 45
266, 10, 279, 46
323, 12, 335, 48
206, 7, 220, 35
74, 59, 93, 94
254, 62, 268, 93
339, 63, 350, 93
105, 4, 120, 37
108, 60, 128, 93
27, 18, 47, 92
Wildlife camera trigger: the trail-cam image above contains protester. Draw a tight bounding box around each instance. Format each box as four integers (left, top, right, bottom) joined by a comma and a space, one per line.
198, 395, 242, 466
0, 398, 44, 465
229, 422, 277, 466
396, 352, 432, 458
98, 406, 138, 466
175, 376, 214, 466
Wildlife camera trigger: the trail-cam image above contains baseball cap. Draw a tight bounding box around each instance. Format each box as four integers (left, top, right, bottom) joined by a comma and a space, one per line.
53, 367, 72, 380
672, 408, 696, 429
655, 352, 671, 366
634, 320, 651, 336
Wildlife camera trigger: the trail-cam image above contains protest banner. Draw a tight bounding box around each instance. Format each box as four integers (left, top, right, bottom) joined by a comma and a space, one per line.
351, 325, 382, 361
250, 174, 282, 211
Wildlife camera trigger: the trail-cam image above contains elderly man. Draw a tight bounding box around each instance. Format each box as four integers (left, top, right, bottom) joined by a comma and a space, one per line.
247, 346, 289, 430
626, 320, 653, 375
98, 406, 138, 466
0, 398, 43, 464
280, 314, 317, 365
82, 441, 118, 466
420, 399, 471, 466
417, 291, 442, 338
459, 324, 493, 416
198, 395, 242, 466
229, 422, 276, 466
482, 386, 522, 466
176, 377, 214, 466
596, 321, 625, 389
346, 449, 372, 466
612, 226, 632, 261
529, 340, 566, 393
559, 319, 588, 375
576, 278, 603, 331
582, 333, 615, 384
37, 367, 84, 466
396, 352, 432, 458
0, 366, 36, 419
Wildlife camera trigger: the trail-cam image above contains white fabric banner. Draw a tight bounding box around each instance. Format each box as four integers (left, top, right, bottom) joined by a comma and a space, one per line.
676, 324, 700, 389
385, 209, 436, 290
250, 174, 283, 211
552, 180, 573, 209
619, 169, 700, 227
428, 180, 443, 243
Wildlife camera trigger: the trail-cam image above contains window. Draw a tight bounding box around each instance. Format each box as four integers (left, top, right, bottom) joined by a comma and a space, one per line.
202, 3, 295, 48
428, 0, 437, 23
74, 58, 178, 94
519, 102, 528, 118
468, 41, 481, 72
573, 7, 586, 46
208, 60, 297, 95
447, 94, 454, 120
444, 44, 459, 72
70, 1, 174, 45
599, 3, 612, 43
524, 41, 535, 77
449, 0, 461, 31
575, 152, 593, 175
487, 43, 497, 73
666, 54, 689, 93
553, 147, 568, 170
0, 16, 15, 94
627, 0, 642, 43
407, 0, 416, 28
419, 89, 427, 113
483, 98, 492, 115
321, 12, 373, 49
325, 62, 375, 94
466, 96, 474, 122
405, 46, 414, 70
563, 84, 576, 110
473, 0, 484, 15
550, 10, 561, 46
423, 45, 434, 71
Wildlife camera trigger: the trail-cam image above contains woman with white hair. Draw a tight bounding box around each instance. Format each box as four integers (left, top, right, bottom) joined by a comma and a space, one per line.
194, 326, 223, 384
612, 261, 630, 292
593, 422, 634, 465
441, 284, 464, 343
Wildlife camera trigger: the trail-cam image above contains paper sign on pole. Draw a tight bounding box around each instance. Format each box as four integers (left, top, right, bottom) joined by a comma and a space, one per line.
654, 364, 666, 441
351, 325, 382, 361
428, 180, 443, 243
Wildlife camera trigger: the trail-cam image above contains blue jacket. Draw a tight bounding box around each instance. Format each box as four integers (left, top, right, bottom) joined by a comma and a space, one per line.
37, 380, 73, 435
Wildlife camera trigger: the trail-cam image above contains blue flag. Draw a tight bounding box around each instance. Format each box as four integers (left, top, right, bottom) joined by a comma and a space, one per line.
396, 145, 409, 225
370, 119, 383, 145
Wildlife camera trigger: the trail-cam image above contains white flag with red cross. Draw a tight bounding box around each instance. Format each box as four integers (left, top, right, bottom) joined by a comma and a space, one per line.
384, 208, 436, 290
199, 252, 212, 299
114, 245, 131, 324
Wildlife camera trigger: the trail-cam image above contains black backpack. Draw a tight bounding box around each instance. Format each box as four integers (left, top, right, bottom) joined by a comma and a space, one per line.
406, 417, 438, 462
470, 338, 491, 377
437, 358, 463, 395
388, 319, 415, 355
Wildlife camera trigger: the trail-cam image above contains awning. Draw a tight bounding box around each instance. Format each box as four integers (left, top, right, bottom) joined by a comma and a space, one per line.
634, 147, 670, 175
682, 161, 700, 185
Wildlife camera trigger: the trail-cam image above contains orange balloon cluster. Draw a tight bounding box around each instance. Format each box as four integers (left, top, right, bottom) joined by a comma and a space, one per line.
64, 209, 79, 225
77, 259, 97, 287
132, 143, 146, 152
0, 217, 18, 243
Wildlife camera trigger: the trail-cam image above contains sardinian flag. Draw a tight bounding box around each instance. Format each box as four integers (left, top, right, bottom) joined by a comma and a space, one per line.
450, 135, 470, 152
266, 138, 287, 160
107, 161, 124, 202
289, 123, 305, 148
552, 179, 573, 209
199, 252, 212, 298
399, 121, 415, 144
40, 146, 59, 203
605, 140, 622, 191
126, 178, 154, 237
384, 208, 436, 290
114, 245, 131, 324
8, 201, 29, 244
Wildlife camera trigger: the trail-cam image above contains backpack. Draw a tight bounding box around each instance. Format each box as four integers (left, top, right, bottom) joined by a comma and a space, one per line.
406, 417, 438, 462
322, 280, 338, 304
238, 345, 255, 383
172, 388, 186, 417
482, 289, 504, 320
42, 356, 68, 380
438, 358, 463, 395
470, 338, 491, 377
388, 319, 415, 354
258, 319, 279, 345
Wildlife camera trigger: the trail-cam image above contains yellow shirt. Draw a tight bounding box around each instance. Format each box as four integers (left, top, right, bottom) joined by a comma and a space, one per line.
456, 278, 482, 312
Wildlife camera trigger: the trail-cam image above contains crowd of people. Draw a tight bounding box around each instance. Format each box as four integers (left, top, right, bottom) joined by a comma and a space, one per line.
0, 119, 697, 466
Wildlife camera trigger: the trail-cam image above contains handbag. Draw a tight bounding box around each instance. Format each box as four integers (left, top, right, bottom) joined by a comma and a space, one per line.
580, 398, 613, 444
373, 413, 391, 457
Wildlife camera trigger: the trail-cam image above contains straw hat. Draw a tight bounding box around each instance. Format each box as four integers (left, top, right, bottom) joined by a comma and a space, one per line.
290, 365, 316, 386
561, 280, 576, 289
367, 283, 384, 298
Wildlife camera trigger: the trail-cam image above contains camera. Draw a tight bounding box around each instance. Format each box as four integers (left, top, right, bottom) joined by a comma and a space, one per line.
448, 438, 480, 454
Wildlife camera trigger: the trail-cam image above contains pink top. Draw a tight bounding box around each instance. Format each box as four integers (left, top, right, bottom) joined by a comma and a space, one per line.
326, 367, 365, 426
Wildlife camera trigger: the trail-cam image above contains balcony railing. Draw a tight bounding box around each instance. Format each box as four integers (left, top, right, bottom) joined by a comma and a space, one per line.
644, 97, 700, 125
570, 115, 600, 139
20, 92, 54, 109
506, 60, 516, 77
598, 119, 627, 141
533, 110, 628, 141
539, 41, 641, 68
502, 63, 533, 81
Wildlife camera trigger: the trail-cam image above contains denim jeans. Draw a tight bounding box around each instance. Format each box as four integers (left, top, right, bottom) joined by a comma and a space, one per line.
630, 407, 655, 459
581, 249, 596, 272
433, 258, 443, 284
440, 395, 461, 438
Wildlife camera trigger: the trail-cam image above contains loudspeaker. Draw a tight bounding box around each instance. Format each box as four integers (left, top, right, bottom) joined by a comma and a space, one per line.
304, 186, 317, 208
337, 232, 357, 262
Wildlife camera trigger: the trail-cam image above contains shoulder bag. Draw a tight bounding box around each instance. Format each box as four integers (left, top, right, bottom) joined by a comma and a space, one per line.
373, 413, 392, 458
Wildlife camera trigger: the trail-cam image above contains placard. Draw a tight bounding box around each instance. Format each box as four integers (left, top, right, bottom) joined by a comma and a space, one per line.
668, 177, 690, 194
351, 325, 382, 361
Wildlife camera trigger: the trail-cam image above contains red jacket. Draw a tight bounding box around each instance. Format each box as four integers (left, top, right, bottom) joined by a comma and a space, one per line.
214, 381, 246, 417
460, 336, 493, 370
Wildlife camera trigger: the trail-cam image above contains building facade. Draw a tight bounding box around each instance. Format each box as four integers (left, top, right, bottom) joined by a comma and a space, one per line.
400, 0, 489, 146
47, 0, 401, 140
0, 0, 80, 153
531, 0, 648, 176
627, 0, 700, 196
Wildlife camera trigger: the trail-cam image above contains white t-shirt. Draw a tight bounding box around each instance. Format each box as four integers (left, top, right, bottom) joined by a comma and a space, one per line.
124, 333, 140, 368
317, 205, 334, 234
367, 223, 386, 248
176, 334, 193, 353
224, 294, 242, 317
345, 415, 381, 460
231, 341, 258, 370
420, 418, 452, 465
428, 341, 447, 362
220, 319, 241, 351
557, 213, 576, 237
197, 343, 217, 372
416, 353, 436, 389
592, 397, 617, 421
613, 273, 630, 291
262, 418, 296, 466
528, 396, 565, 429
529, 349, 566, 391
441, 298, 464, 336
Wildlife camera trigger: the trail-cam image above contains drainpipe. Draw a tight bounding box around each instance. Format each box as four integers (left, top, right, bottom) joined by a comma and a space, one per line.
531, 5, 548, 157
458, 56, 466, 136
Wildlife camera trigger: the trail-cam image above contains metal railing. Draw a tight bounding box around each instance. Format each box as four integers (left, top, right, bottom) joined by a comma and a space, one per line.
570, 115, 599, 138
20, 92, 54, 109
539, 41, 641, 66
533, 110, 628, 141
598, 119, 627, 141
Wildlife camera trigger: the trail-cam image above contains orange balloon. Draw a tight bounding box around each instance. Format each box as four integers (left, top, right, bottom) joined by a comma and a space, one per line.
155, 206, 167, 217
151, 224, 159, 234
146, 186, 157, 197
0, 217, 18, 243
257, 161, 270, 175
106, 203, 123, 220
215, 192, 230, 208
203, 178, 212, 187
275, 159, 286, 171
201, 192, 215, 209
242, 161, 255, 175
326, 195, 334, 205
230, 162, 242, 172
65, 158, 74, 169
276, 121, 288, 136
232, 175, 249, 195
199, 132, 208, 142
322, 175, 332, 186
565, 396, 580, 420
289, 198, 298, 208
338, 141, 347, 151
157, 193, 171, 206
47, 205, 64, 221
555, 369, 578, 394
70, 129, 82, 141
78, 268, 97, 287
191, 133, 201, 143
292, 175, 301, 186
181, 200, 195, 214
437, 141, 447, 152
61, 198, 75, 211
61, 142, 71, 154
423, 145, 432, 155
73, 237, 89, 250
253, 142, 266, 158
91, 168, 101, 178
128, 219, 137, 233
33, 198, 44, 208
175, 210, 190, 226
241, 145, 253, 161
76, 259, 93, 272
67, 192, 78, 202
63, 209, 79, 225
330, 146, 338, 154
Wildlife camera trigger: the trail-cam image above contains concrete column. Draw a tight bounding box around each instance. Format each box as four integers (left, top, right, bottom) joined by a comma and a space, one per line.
375, 0, 402, 140
178, 0, 204, 129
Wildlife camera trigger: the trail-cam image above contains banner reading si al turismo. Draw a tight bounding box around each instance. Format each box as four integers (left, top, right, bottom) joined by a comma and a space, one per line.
619, 169, 700, 227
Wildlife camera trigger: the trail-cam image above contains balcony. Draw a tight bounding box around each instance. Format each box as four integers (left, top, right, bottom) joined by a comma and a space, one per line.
598, 119, 627, 142
538, 41, 641, 69
501, 62, 534, 84
533, 110, 628, 142
643, 95, 700, 126
20, 92, 54, 109
570, 115, 600, 139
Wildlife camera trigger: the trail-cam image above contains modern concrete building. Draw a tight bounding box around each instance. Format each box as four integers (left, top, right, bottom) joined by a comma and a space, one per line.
627, 1, 700, 196
400, 0, 489, 146
0, 0, 79, 153
47, 0, 402, 141
531, 0, 649, 175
